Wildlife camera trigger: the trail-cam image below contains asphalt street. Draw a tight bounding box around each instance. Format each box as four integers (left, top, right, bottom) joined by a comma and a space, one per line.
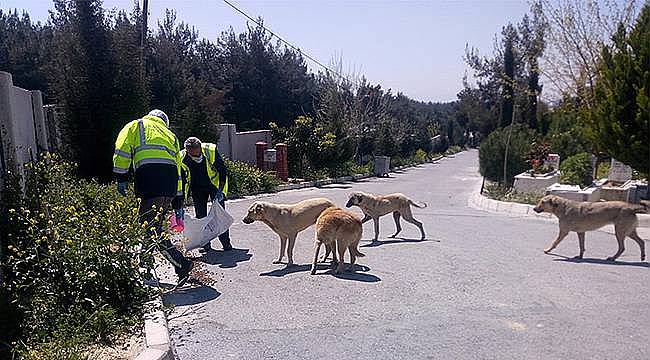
165, 150, 650, 360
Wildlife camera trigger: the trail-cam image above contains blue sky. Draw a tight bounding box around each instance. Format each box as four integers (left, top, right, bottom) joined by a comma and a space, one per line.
0, 0, 530, 102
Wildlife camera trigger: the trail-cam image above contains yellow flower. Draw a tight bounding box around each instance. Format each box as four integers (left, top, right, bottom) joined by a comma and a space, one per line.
66, 239, 73, 245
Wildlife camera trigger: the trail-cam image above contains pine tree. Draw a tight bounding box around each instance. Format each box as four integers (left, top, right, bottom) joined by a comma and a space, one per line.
590, 4, 649, 176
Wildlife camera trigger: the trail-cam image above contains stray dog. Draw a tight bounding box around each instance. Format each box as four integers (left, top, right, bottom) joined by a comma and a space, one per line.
533, 195, 648, 261
242, 198, 335, 265
345, 191, 427, 241
311, 207, 365, 275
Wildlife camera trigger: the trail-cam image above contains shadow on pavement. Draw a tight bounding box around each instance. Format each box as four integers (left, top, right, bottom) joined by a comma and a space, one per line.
196, 248, 252, 268
318, 184, 353, 189
360, 238, 438, 248
552, 256, 649, 268
163, 284, 221, 306
260, 263, 380, 282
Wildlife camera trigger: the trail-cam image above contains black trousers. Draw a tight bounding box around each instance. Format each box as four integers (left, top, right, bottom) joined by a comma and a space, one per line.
139, 197, 192, 275
191, 186, 232, 250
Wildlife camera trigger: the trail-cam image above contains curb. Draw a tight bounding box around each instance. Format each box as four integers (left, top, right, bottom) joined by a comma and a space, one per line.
468, 190, 650, 228
272, 155, 447, 194
134, 297, 174, 360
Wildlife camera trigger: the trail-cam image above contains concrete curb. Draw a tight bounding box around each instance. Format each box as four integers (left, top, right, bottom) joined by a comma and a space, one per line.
468, 189, 650, 228
272, 155, 446, 194
134, 297, 174, 360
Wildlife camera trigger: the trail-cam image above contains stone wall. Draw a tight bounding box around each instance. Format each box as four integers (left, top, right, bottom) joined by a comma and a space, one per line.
216, 123, 272, 166
0, 71, 49, 190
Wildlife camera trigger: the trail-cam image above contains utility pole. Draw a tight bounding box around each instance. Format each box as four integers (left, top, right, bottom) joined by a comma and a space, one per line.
140, 0, 149, 87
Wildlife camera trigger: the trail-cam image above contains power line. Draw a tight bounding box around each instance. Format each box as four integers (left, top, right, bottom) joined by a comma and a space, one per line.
221, 0, 355, 85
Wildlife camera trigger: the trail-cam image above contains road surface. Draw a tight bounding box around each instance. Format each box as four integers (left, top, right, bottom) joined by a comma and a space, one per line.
166, 150, 649, 360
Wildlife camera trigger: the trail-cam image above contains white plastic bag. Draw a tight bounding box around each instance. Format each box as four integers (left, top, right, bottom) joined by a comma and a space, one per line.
184, 202, 234, 251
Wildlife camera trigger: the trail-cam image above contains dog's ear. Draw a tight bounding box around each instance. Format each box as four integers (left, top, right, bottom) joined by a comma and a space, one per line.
254, 202, 264, 213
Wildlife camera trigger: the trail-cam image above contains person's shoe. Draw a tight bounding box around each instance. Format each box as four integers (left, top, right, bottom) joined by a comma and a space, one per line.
176, 262, 194, 287
221, 239, 233, 251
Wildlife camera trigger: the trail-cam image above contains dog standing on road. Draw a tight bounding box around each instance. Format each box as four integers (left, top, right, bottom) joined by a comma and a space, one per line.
311, 207, 365, 275
242, 198, 335, 265
533, 195, 648, 261
345, 191, 427, 241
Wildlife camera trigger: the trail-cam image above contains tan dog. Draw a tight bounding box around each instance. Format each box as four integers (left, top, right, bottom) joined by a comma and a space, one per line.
345, 191, 427, 241
242, 198, 335, 265
533, 195, 648, 261
311, 207, 365, 275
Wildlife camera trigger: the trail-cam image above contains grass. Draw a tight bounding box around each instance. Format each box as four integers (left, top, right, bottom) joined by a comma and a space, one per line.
484, 183, 544, 205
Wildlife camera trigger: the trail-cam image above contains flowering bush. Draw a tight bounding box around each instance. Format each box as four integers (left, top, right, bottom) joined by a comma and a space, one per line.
1, 154, 159, 358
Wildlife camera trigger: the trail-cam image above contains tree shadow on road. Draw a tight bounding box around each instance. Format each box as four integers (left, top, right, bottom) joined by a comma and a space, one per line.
318, 184, 353, 189
195, 248, 252, 268
360, 238, 439, 248
259, 263, 380, 282
552, 255, 649, 268
162, 284, 221, 306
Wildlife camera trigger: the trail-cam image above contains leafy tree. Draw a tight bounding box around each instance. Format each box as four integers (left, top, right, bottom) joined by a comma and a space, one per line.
479, 124, 537, 184
590, 4, 649, 176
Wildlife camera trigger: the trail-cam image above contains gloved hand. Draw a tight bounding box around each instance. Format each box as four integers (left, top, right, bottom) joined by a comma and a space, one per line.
174, 208, 185, 221
214, 189, 225, 203
117, 181, 128, 196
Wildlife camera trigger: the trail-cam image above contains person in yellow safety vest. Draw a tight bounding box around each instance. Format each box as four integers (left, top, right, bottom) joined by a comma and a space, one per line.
113, 109, 194, 287
174, 137, 233, 254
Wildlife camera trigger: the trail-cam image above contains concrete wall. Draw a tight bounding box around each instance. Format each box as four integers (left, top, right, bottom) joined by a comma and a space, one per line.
0, 71, 48, 187
217, 123, 272, 166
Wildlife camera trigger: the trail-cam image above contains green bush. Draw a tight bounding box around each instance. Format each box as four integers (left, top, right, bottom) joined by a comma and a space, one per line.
1, 154, 156, 358
415, 149, 428, 163
484, 183, 544, 205
479, 124, 537, 185
445, 145, 463, 156
560, 152, 593, 187
225, 159, 282, 197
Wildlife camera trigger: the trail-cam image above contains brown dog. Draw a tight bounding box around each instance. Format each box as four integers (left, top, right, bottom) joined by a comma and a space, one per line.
311, 207, 365, 275
345, 191, 427, 241
242, 198, 335, 265
533, 195, 648, 261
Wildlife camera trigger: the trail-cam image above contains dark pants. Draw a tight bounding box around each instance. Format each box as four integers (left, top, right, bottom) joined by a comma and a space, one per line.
192, 187, 232, 250
139, 197, 192, 275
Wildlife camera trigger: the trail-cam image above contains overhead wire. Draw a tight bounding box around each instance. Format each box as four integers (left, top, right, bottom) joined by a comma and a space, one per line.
221, 0, 356, 85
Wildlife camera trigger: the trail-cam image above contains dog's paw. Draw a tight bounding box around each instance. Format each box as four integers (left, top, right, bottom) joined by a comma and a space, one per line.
606, 256, 617, 261
573, 255, 583, 260
272, 260, 282, 264
543, 248, 552, 254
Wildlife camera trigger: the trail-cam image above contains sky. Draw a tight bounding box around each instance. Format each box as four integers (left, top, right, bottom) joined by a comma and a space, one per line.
0, 0, 531, 103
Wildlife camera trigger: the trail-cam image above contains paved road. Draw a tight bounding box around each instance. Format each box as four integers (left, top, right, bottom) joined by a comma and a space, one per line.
166, 150, 649, 360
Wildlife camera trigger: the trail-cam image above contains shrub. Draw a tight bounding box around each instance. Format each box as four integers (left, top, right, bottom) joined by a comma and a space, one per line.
445, 145, 463, 156
484, 183, 544, 205
225, 159, 282, 197
560, 152, 593, 187
479, 124, 537, 185
1, 154, 156, 358
414, 149, 428, 163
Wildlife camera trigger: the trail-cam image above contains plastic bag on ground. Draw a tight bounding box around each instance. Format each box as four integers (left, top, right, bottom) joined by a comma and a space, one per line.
183, 202, 234, 251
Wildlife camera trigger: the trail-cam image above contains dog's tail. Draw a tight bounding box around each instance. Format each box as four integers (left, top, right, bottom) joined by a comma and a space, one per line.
635, 200, 650, 214
351, 246, 365, 258
408, 199, 428, 208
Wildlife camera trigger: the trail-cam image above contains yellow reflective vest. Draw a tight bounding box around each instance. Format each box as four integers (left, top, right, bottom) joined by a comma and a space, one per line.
180, 142, 229, 199
112, 115, 183, 196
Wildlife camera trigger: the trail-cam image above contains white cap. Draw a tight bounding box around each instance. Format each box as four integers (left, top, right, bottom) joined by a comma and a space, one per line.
147, 109, 169, 127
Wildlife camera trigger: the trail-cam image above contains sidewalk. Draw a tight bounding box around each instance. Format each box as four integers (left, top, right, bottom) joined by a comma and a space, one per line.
468, 189, 650, 239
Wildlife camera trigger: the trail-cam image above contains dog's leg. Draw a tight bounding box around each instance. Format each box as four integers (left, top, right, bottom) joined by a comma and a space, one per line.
335, 240, 346, 274
607, 226, 626, 261
348, 243, 357, 270
401, 208, 426, 240
389, 211, 402, 238
360, 214, 372, 224
575, 232, 585, 259
273, 235, 287, 264
372, 217, 380, 242
287, 233, 297, 266
628, 231, 646, 261
544, 228, 569, 254
311, 241, 322, 275
321, 243, 332, 262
